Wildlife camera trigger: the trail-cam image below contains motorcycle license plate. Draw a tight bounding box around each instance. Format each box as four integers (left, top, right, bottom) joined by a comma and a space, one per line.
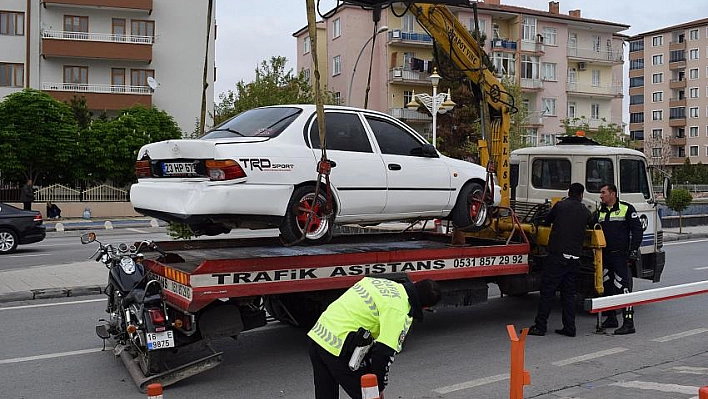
146, 331, 174, 350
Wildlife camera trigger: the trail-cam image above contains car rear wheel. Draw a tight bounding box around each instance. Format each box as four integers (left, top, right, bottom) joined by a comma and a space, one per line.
280, 186, 332, 245
0, 228, 18, 254
451, 182, 489, 232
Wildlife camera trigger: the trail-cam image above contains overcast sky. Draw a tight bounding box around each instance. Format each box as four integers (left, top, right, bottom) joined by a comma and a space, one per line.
214, 0, 705, 100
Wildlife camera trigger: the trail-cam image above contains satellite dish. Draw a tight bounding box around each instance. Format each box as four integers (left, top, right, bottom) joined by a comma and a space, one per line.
147, 77, 158, 90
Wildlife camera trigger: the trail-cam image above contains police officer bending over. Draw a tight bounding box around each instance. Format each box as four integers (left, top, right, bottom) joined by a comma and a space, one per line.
308, 277, 441, 399
597, 183, 642, 335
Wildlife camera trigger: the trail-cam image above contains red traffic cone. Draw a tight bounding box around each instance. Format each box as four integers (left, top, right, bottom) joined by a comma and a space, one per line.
699, 386, 708, 399
434, 218, 443, 233
146, 383, 163, 399
361, 373, 380, 399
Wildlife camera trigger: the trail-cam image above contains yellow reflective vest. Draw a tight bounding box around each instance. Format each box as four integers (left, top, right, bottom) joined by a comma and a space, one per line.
308, 277, 413, 356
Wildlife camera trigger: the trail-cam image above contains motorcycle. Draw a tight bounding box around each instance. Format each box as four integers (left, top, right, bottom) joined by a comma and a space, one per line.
81, 232, 173, 376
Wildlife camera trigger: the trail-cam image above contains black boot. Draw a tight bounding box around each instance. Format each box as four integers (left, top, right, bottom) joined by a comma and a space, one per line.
614, 310, 635, 335
601, 314, 618, 329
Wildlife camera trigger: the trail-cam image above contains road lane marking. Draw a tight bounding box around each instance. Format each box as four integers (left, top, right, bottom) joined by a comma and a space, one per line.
665, 239, 708, 246
127, 228, 149, 233
432, 373, 509, 394
552, 347, 627, 366
652, 328, 708, 342
671, 366, 708, 375
3, 253, 52, 258
609, 380, 699, 395
0, 298, 104, 311
0, 348, 104, 365
694, 266, 708, 270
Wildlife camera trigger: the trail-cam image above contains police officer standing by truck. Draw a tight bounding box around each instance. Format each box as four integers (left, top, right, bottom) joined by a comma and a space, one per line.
597, 183, 643, 335
308, 277, 441, 399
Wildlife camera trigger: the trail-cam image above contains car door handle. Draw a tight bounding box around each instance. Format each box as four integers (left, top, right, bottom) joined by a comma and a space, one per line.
388, 163, 401, 170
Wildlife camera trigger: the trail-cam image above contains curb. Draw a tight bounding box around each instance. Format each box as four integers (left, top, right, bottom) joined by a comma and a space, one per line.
45, 218, 164, 232
0, 285, 104, 304
662, 232, 708, 242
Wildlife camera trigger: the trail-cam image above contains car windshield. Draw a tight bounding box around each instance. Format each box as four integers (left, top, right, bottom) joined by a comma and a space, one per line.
202, 107, 302, 139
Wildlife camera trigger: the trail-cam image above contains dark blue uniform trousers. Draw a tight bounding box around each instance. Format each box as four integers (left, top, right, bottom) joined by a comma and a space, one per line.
534, 253, 579, 334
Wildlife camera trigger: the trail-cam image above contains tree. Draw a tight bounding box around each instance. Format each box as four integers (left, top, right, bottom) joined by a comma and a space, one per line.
0, 89, 78, 185
665, 188, 693, 233
560, 116, 627, 147
213, 56, 334, 125
642, 134, 672, 184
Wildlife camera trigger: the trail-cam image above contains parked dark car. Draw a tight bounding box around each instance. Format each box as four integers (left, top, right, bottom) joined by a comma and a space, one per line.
0, 202, 46, 254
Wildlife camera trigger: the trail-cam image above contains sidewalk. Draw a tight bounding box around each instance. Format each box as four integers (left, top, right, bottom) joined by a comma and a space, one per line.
1, 224, 708, 304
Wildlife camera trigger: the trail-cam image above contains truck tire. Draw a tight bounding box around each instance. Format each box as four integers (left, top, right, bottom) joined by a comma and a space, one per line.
451, 182, 488, 232
0, 228, 18, 254
280, 186, 332, 245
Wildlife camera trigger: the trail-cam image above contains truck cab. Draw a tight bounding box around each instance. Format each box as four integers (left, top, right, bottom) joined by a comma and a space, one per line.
510, 136, 665, 283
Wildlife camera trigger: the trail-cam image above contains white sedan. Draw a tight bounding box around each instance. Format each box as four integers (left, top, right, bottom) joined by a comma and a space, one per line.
130, 105, 500, 244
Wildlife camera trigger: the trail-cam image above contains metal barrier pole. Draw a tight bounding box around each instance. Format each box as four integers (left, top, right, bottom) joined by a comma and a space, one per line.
507, 325, 531, 399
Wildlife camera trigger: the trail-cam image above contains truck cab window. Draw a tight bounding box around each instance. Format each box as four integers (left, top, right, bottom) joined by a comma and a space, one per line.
586, 158, 614, 193
531, 158, 571, 190
620, 159, 651, 199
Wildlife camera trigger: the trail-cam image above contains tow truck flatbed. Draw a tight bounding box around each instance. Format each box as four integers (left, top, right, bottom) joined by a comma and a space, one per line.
145, 232, 530, 312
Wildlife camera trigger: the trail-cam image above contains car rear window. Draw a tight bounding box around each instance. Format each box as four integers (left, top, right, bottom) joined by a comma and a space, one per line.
202, 107, 302, 139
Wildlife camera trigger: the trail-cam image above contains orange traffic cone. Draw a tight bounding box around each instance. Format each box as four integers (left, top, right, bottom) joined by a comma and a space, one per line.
699, 386, 708, 399
361, 373, 380, 399
146, 383, 163, 399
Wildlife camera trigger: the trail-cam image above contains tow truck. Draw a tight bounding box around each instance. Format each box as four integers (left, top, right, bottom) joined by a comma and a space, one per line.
125, 0, 668, 390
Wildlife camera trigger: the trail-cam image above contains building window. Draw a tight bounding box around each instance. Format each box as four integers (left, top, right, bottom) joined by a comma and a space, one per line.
630, 130, 644, 140
592, 70, 601, 86
521, 55, 539, 79
652, 92, 663, 102
567, 102, 576, 119
542, 27, 557, 46
111, 68, 125, 87
542, 98, 556, 116
652, 73, 663, 84
690, 126, 699, 137
303, 68, 310, 82
690, 87, 699, 98
64, 15, 88, 33
332, 55, 341, 76
332, 18, 341, 38
652, 35, 663, 46
629, 76, 644, 88
333, 92, 341, 105
468, 18, 486, 35
629, 40, 643, 52
630, 59, 644, 70
0, 63, 23, 87
690, 145, 699, 156
630, 94, 644, 105
591, 103, 600, 120
1, 11, 24, 35
652, 54, 663, 65
652, 128, 663, 139
690, 107, 699, 118
522, 17, 536, 41
131, 20, 154, 37
492, 52, 516, 75
402, 14, 415, 33
652, 110, 663, 121
592, 35, 601, 53
690, 29, 699, 40
112, 18, 126, 38
63, 66, 88, 84
630, 112, 644, 124
403, 90, 413, 106
690, 68, 699, 79
652, 148, 662, 158
303, 37, 310, 54
542, 62, 556, 81
130, 68, 154, 86
690, 48, 699, 60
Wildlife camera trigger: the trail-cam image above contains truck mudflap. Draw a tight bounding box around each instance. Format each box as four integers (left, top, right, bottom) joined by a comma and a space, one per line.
117, 342, 223, 393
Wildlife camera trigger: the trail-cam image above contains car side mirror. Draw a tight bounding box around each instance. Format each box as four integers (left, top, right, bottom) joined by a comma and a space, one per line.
663, 176, 672, 199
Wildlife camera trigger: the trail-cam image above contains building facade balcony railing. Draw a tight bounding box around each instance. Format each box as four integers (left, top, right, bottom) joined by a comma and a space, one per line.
42, 82, 151, 94
520, 78, 543, 89
669, 98, 687, 107
388, 30, 432, 46
566, 81, 623, 96
42, 30, 152, 62
669, 136, 687, 146
42, 30, 153, 44
42, 0, 152, 12
388, 107, 432, 123
491, 39, 517, 50
520, 40, 543, 53
668, 157, 687, 165
670, 78, 687, 89
43, 82, 152, 110
389, 68, 432, 85
567, 46, 623, 63
669, 60, 686, 69
669, 40, 686, 50
669, 117, 687, 127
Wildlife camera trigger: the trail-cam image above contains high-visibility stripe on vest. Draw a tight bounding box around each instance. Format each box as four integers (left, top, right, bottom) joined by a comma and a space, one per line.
308, 277, 412, 356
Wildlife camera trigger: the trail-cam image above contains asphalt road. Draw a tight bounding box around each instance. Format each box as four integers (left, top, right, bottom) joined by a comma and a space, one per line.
0, 239, 706, 398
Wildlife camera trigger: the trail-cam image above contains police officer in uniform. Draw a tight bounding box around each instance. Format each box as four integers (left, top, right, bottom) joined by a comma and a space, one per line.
528, 183, 593, 337
596, 183, 642, 335
308, 277, 441, 399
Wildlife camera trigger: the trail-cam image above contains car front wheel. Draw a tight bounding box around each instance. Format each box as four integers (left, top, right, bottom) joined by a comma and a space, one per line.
451, 182, 489, 232
0, 228, 19, 254
280, 186, 333, 245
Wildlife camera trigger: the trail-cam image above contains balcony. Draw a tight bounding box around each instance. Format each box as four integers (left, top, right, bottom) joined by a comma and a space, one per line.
42, 30, 152, 62
567, 46, 623, 63
520, 78, 543, 90
669, 40, 686, 51
669, 97, 687, 107
388, 30, 432, 47
566, 81, 623, 97
669, 136, 687, 146
523, 110, 543, 126
491, 39, 517, 51
668, 157, 687, 165
669, 117, 686, 127
670, 78, 687, 89
389, 68, 432, 86
42, 0, 152, 12
520, 40, 544, 54
42, 82, 152, 110
669, 59, 686, 70
388, 107, 431, 123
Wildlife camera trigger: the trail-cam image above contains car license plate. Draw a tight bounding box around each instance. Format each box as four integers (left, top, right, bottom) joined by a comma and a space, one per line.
146, 331, 174, 350
162, 162, 197, 176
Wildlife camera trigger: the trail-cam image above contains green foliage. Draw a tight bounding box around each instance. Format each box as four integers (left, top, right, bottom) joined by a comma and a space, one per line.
214, 56, 336, 125
502, 77, 529, 151
166, 222, 197, 240
0, 89, 78, 185
560, 117, 627, 147
666, 188, 693, 213
672, 158, 708, 184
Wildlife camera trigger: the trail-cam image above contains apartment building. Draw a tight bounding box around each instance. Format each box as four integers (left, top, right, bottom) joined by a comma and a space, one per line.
628, 18, 708, 168
0, 0, 215, 134
293, 0, 628, 146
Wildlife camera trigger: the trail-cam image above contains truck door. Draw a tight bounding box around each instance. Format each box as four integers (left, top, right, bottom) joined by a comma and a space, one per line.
618, 157, 656, 249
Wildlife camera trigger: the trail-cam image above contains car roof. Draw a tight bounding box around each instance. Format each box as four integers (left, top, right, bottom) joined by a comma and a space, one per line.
512, 144, 645, 157
263, 104, 394, 119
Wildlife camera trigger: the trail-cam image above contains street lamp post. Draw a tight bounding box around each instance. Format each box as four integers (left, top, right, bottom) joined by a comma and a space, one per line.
406, 68, 456, 147
347, 25, 388, 107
